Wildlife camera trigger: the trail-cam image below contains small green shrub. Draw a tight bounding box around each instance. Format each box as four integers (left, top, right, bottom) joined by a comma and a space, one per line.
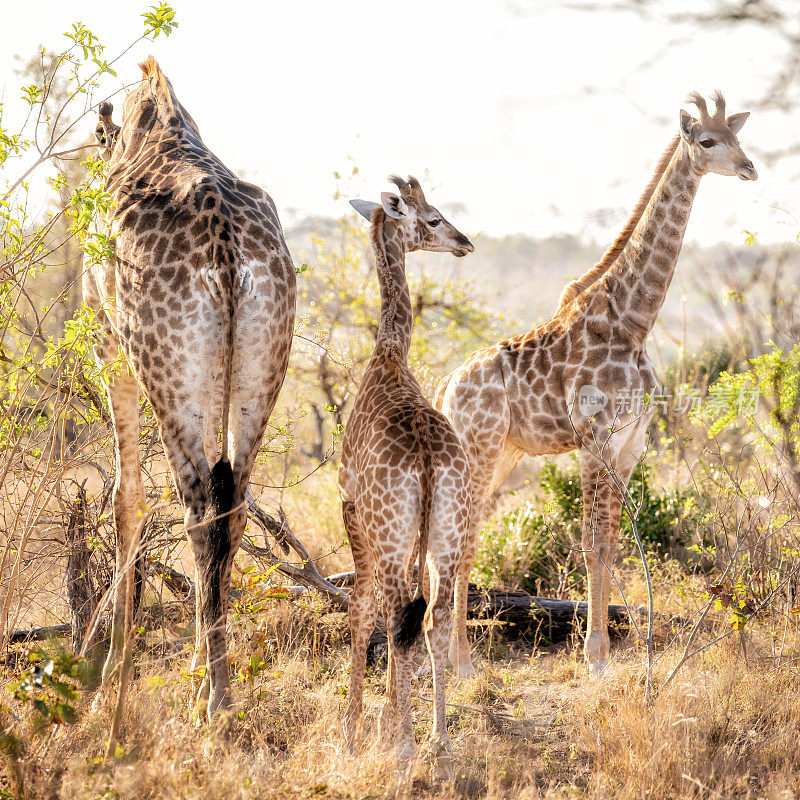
471, 497, 583, 598
472, 458, 704, 596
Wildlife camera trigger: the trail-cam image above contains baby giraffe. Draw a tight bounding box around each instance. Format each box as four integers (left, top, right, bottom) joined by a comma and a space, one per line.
340, 175, 474, 761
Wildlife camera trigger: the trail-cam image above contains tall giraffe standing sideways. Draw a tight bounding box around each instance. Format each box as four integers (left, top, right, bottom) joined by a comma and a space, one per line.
341, 176, 473, 759
437, 93, 757, 676
88, 58, 296, 718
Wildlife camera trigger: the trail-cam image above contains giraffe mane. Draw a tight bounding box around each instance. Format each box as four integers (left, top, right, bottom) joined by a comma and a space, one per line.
556, 133, 681, 313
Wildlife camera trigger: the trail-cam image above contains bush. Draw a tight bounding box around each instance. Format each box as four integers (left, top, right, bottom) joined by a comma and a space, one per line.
472, 458, 704, 596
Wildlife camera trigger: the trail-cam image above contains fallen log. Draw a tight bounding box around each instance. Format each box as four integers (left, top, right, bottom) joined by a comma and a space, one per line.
358, 590, 651, 660
7, 624, 71, 644
462, 588, 649, 641
320, 572, 657, 639
7, 584, 650, 654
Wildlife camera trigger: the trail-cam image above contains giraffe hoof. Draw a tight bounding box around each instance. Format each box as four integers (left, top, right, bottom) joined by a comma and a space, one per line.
421, 735, 453, 780
587, 659, 610, 678
424, 734, 453, 757
414, 660, 432, 679
449, 660, 477, 681
396, 739, 417, 761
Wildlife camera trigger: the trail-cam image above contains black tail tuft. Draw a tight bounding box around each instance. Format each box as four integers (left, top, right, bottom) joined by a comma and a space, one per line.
394, 595, 427, 649
202, 459, 235, 619
207, 458, 234, 522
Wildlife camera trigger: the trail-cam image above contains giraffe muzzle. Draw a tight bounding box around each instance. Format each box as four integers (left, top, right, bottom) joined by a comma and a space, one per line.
737, 160, 758, 181
453, 238, 474, 258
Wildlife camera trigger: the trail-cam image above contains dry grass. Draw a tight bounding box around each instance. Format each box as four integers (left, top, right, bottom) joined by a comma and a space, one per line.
4, 590, 800, 800
2, 460, 799, 799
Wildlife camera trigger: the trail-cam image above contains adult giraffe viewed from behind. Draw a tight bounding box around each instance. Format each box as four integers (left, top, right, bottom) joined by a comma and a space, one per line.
340, 176, 473, 761
88, 57, 296, 718
436, 92, 757, 676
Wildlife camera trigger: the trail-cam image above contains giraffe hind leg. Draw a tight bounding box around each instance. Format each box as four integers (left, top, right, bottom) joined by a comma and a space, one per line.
343, 500, 376, 748
378, 564, 417, 759
101, 372, 146, 687
423, 553, 457, 764
197, 458, 236, 718
156, 420, 236, 721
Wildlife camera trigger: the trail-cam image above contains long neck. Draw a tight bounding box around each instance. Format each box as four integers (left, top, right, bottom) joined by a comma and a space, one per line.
600, 139, 701, 346
371, 209, 413, 360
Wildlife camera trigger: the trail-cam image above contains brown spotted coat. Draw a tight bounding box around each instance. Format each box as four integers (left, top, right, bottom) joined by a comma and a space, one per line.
340, 176, 473, 760
437, 93, 757, 676
86, 57, 296, 717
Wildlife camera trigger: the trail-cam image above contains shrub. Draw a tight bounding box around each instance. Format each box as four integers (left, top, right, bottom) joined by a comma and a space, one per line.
472, 458, 704, 596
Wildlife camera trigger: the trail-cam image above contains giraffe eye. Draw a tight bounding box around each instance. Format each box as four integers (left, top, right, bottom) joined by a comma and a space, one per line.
699, 139, 715, 149
428, 218, 441, 227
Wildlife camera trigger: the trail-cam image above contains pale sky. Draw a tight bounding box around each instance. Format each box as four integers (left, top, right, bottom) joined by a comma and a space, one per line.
2, 0, 798, 245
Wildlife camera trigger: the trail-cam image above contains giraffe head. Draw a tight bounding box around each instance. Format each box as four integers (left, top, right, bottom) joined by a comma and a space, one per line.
350, 175, 474, 257
680, 91, 757, 181
100, 56, 203, 163
94, 101, 120, 161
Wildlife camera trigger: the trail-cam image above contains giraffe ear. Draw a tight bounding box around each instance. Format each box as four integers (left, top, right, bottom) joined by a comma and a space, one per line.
679, 109, 697, 140
349, 199, 380, 220
380, 192, 409, 220
726, 112, 750, 134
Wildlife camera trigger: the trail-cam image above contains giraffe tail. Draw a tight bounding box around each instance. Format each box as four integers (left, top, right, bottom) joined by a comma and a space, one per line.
203, 458, 235, 619
199, 215, 242, 621
394, 409, 433, 649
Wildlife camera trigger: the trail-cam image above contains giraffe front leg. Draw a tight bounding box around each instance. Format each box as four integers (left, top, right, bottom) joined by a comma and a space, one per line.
424, 556, 456, 772
102, 373, 146, 686
602, 457, 638, 638
580, 451, 613, 676
448, 436, 515, 679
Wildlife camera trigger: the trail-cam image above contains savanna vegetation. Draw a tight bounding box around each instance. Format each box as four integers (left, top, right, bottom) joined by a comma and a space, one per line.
2, 7, 800, 799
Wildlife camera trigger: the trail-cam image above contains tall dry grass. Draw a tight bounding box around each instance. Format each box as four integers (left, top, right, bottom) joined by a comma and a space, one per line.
3, 566, 799, 800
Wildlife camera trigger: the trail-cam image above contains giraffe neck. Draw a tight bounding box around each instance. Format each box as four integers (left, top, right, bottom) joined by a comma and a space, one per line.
371, 209, 413, 360
599, 139, 701, 346
556, 134, 680, 313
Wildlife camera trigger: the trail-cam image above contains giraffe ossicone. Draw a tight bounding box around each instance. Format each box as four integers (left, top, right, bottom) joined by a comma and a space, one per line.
437, 92, 756, 677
